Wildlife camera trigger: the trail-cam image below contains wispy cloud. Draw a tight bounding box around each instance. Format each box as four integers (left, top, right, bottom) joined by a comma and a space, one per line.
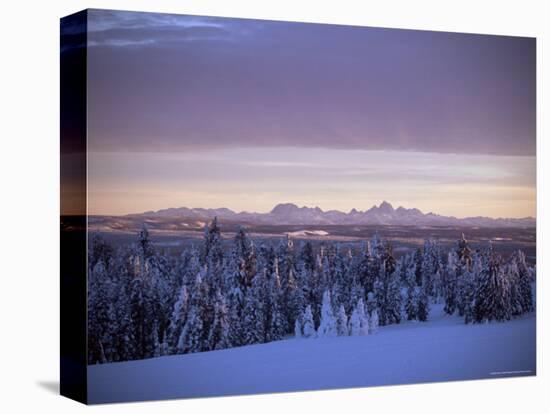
88, 9, 227, 32
88, 38, 156, 47
86, 9, 259, 48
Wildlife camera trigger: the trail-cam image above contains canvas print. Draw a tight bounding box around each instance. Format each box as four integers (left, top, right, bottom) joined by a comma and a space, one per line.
60, 9, 536, 404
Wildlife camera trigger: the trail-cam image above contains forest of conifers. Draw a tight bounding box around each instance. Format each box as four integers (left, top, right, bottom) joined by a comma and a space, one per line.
88, 218, 535, 364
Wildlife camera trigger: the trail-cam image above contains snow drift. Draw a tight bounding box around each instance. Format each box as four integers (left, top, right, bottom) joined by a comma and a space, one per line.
88, 304, 535, 404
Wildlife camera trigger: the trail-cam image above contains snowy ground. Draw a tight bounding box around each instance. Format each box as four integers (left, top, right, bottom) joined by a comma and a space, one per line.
88, 305, 536, 404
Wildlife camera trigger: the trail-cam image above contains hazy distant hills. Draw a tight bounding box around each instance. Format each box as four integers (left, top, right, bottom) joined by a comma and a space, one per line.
129, 201, 535, 228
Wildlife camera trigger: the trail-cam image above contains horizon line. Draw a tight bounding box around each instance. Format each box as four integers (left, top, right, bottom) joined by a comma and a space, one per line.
83, 200, 536, 221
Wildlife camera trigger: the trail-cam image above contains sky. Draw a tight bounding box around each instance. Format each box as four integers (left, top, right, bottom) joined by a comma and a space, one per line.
85, 9, 536, 218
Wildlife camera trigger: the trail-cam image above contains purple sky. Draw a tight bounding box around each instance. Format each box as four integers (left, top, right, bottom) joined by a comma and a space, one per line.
86, 9, 536, 217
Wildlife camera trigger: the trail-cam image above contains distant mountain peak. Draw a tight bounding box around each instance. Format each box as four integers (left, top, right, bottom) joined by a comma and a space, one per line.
271, 203, 300, 215
378, 201, 394, 213
130, 201, 535, 229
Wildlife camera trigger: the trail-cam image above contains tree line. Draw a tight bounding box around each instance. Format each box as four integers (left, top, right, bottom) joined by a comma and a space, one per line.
88, 219, 535, 364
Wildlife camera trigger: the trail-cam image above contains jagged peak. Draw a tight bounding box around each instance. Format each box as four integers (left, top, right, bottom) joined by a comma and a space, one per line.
378, 200, 394, 212
130, 201, 535, 229
270, 203, 300, 214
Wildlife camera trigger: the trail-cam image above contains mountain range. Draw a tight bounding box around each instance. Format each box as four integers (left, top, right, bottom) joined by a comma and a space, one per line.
132, 201, 535, 228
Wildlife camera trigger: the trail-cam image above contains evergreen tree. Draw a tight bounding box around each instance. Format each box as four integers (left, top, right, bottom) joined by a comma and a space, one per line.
369, 308, 379, 334
443, 251, 459, 315
137, 223, 154, 260
349, 298, 369, 336
514, 250, 534, 313
242, 271, 266, 345
316, 254, 332, 324
302, 305, 316, 338
181, 247, 201, 289
462, 253, 481, 323
432, 268, 443, 303
166, 284, 189, 354
421, 239, 439, 298
89, 234, 114, 270
356, 240, 375, 293
208, 290, 230, 350
404, 259, 418, 321
268, 263, 287, 341
224, 233, 250, 347
88, 259, 119, 363
226, 287, 245, 348
317, 291, 337, 337
294, 319, 302, 338
374, 244, 402, 326
232, 226, 255, 286
331, 245, 352, 313
285, 267, 304, 334
415, 285, 430, 322
336, 305, 349, 336
128, 275, 146, 359
149, 257, 174, 349
152, 320, 161, 357
202, 217, 223, 265
505, 260, 523, 317
277, 235, 295, 289
349, 272, 365, 312
473, 243, 509, 323
365, 291, 377, 316
457, 233, 472, 266
299, 241, 316, 274
111, 280, 134, 362
177, 303, 203, 354
413, 248, 423, 286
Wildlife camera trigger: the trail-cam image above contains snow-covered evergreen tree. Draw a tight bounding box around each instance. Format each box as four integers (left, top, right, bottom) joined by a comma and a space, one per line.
404, 259, 418, 321
285, 267, 305, 334
208, 290, 230, 350
268, 262, 287, 341
166, 284, 189, 354
243, 271, 269, 345
332, 245, 352, 313
349, 298, 368, 336
302, 305, 316, 338
336, 304, 349, 336
317, 290, 337, 337
88, 259, 111, 363
473, 243, 510, 323
461, 252, 481, 324
294, 319, 302, 338
365, 291, 377, 315
89, 234, 114, 270
421, 239, 439, 299
415, 285, 429, 322
137, 223, 153, 260
443, 251, 459, 315
128, 275, 148, 359
202, 217, 223, 265
177, 303, 203, 354
514, 250, 534, 313
152, 320, 161, 357
374, 244, 402, 326
369, 308, 379, 334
